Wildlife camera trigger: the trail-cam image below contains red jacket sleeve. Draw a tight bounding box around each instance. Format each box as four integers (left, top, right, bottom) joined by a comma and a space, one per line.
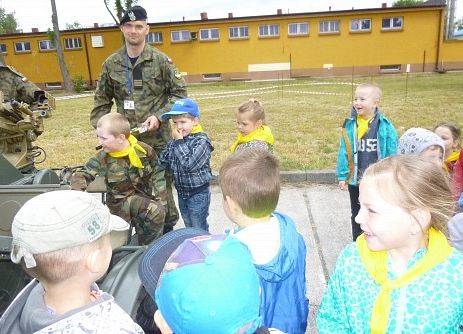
453, 149, 463, 201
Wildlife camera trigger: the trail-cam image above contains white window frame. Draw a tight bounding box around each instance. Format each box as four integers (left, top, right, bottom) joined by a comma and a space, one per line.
64, 37, 82, 50
199, 28, 220, 41
258, 24, 280, 37
14, 41, 31, 53
319, 20, 340, 34
171, 30, 191, 42
350, 19, 371, 32
229, 26, 249, 39
288, 22, 309, 36
0, 44, 7, 53
382, 17, 403, 30
39, 40, 56, 51
146, 32, 163, 44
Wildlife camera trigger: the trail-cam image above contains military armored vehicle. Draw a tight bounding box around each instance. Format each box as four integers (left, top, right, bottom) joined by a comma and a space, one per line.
0, 88, 149, 329
0, 88, 65, 316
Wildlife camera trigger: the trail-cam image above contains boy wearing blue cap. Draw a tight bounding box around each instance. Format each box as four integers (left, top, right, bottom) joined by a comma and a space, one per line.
158, 98, 213, 231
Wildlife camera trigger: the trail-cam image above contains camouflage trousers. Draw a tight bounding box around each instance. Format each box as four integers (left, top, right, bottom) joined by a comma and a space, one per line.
140, 122, 179, 232
107, 194, 166, 245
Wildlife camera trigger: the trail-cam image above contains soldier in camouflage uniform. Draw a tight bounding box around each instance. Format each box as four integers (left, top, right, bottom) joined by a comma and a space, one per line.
91, 6, 186, 233
0, 55, 45, 105
71, 113, 166, 245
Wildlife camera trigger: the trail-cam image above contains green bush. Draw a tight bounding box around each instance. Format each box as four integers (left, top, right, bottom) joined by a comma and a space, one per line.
73, 75, 86, 93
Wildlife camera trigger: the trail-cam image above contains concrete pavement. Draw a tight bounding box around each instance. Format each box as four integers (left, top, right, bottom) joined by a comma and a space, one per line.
175, 183, 352, 333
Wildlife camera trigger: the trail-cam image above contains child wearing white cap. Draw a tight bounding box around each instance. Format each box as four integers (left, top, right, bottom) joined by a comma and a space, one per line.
398, 127, 446, 167
0, 190, 143, 334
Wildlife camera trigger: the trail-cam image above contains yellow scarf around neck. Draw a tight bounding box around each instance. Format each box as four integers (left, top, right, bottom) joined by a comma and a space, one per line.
357, 115, 374, 140
356, 228, 452, 334
190, 124, 203, 134
230, 125, 274, 152
108, 134, 147, 168
445, 150, 460, 170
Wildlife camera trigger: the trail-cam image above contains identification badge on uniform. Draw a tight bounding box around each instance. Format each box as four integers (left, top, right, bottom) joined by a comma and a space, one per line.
124, 100, 135, 110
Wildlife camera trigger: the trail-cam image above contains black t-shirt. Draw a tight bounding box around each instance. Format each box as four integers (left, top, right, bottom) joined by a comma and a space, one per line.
128, 56, 143, 88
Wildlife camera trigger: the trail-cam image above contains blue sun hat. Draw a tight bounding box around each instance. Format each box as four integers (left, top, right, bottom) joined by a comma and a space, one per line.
160, 98, 200, 121
139, 231, 262, 334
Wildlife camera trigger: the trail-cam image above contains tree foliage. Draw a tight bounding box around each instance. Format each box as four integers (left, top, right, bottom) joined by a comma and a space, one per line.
456, 18, 463, 30
393, 0, 424, 7
0, 7, 18, 34
65, 21, 83, 30
104, 0, 138, 25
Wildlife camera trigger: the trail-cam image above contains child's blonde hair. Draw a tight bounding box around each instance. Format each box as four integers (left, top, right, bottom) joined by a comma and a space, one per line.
22, 236, 107, 284
97, 113, 130, 138
362, 155, 453, 235
356, 83, 382, 102
220, 149, 279, 218
237, 99, 265, 123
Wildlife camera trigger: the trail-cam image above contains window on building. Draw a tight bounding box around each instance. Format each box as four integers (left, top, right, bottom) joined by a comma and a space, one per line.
199, 28, 219, 41
146, 32, 163, 44
288, 22, 309, 36
14, 41, 31, 53
0, 44, 7, 53
39, 40, 56, 51
202, 73, 222, 80
45, 82, 63, 89
171, 30, 191, 42
259, 24, 279, 37
64, 37, 82, 49
229, 26, 249, 39
382, 17, 403, 30
319, 20, 340, 33
380, 64, 401, 72
350, 19, 371, 32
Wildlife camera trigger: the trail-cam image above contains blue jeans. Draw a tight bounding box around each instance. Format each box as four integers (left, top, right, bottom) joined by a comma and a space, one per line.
178, 187, 210, 231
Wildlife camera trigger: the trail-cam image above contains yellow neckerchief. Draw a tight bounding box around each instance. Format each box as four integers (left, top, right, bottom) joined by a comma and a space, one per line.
356, 228, 452, 334
230, 125, 275, 152
108, 134, 147, 169
444, 150, 460, 171
190, 124, 203, 134
356, 115, 374, 140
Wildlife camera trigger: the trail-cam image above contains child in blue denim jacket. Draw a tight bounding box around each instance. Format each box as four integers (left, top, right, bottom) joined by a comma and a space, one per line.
159, 98, 213, 231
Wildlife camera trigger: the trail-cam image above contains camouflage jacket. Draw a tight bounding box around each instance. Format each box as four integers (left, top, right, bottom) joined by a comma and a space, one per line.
0, 65, 42, 104
71, 142, 166, 202
91, 44, 187, 129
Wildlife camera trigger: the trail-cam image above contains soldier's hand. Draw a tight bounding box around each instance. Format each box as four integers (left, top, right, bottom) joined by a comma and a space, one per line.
143, 115, 160, 131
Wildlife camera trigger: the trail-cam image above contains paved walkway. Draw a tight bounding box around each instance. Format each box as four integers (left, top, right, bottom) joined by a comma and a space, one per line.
175, 183, 352, 333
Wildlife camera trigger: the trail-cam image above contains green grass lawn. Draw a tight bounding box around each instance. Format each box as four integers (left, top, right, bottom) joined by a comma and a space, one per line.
36, 72, 463, 171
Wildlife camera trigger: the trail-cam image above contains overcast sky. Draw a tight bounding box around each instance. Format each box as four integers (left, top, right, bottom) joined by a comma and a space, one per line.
0, 0, 461, 32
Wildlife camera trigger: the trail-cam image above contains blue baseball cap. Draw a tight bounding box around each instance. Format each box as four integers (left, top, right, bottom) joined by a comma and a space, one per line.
160, 98, 200, 121
139, 232, 262, 334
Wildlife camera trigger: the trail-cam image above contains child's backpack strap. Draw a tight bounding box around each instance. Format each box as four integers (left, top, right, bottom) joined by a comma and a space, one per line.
341, 119, 355, 184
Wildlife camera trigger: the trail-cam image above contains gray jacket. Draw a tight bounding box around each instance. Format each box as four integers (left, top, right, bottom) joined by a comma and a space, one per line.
0, 279, 144, 334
